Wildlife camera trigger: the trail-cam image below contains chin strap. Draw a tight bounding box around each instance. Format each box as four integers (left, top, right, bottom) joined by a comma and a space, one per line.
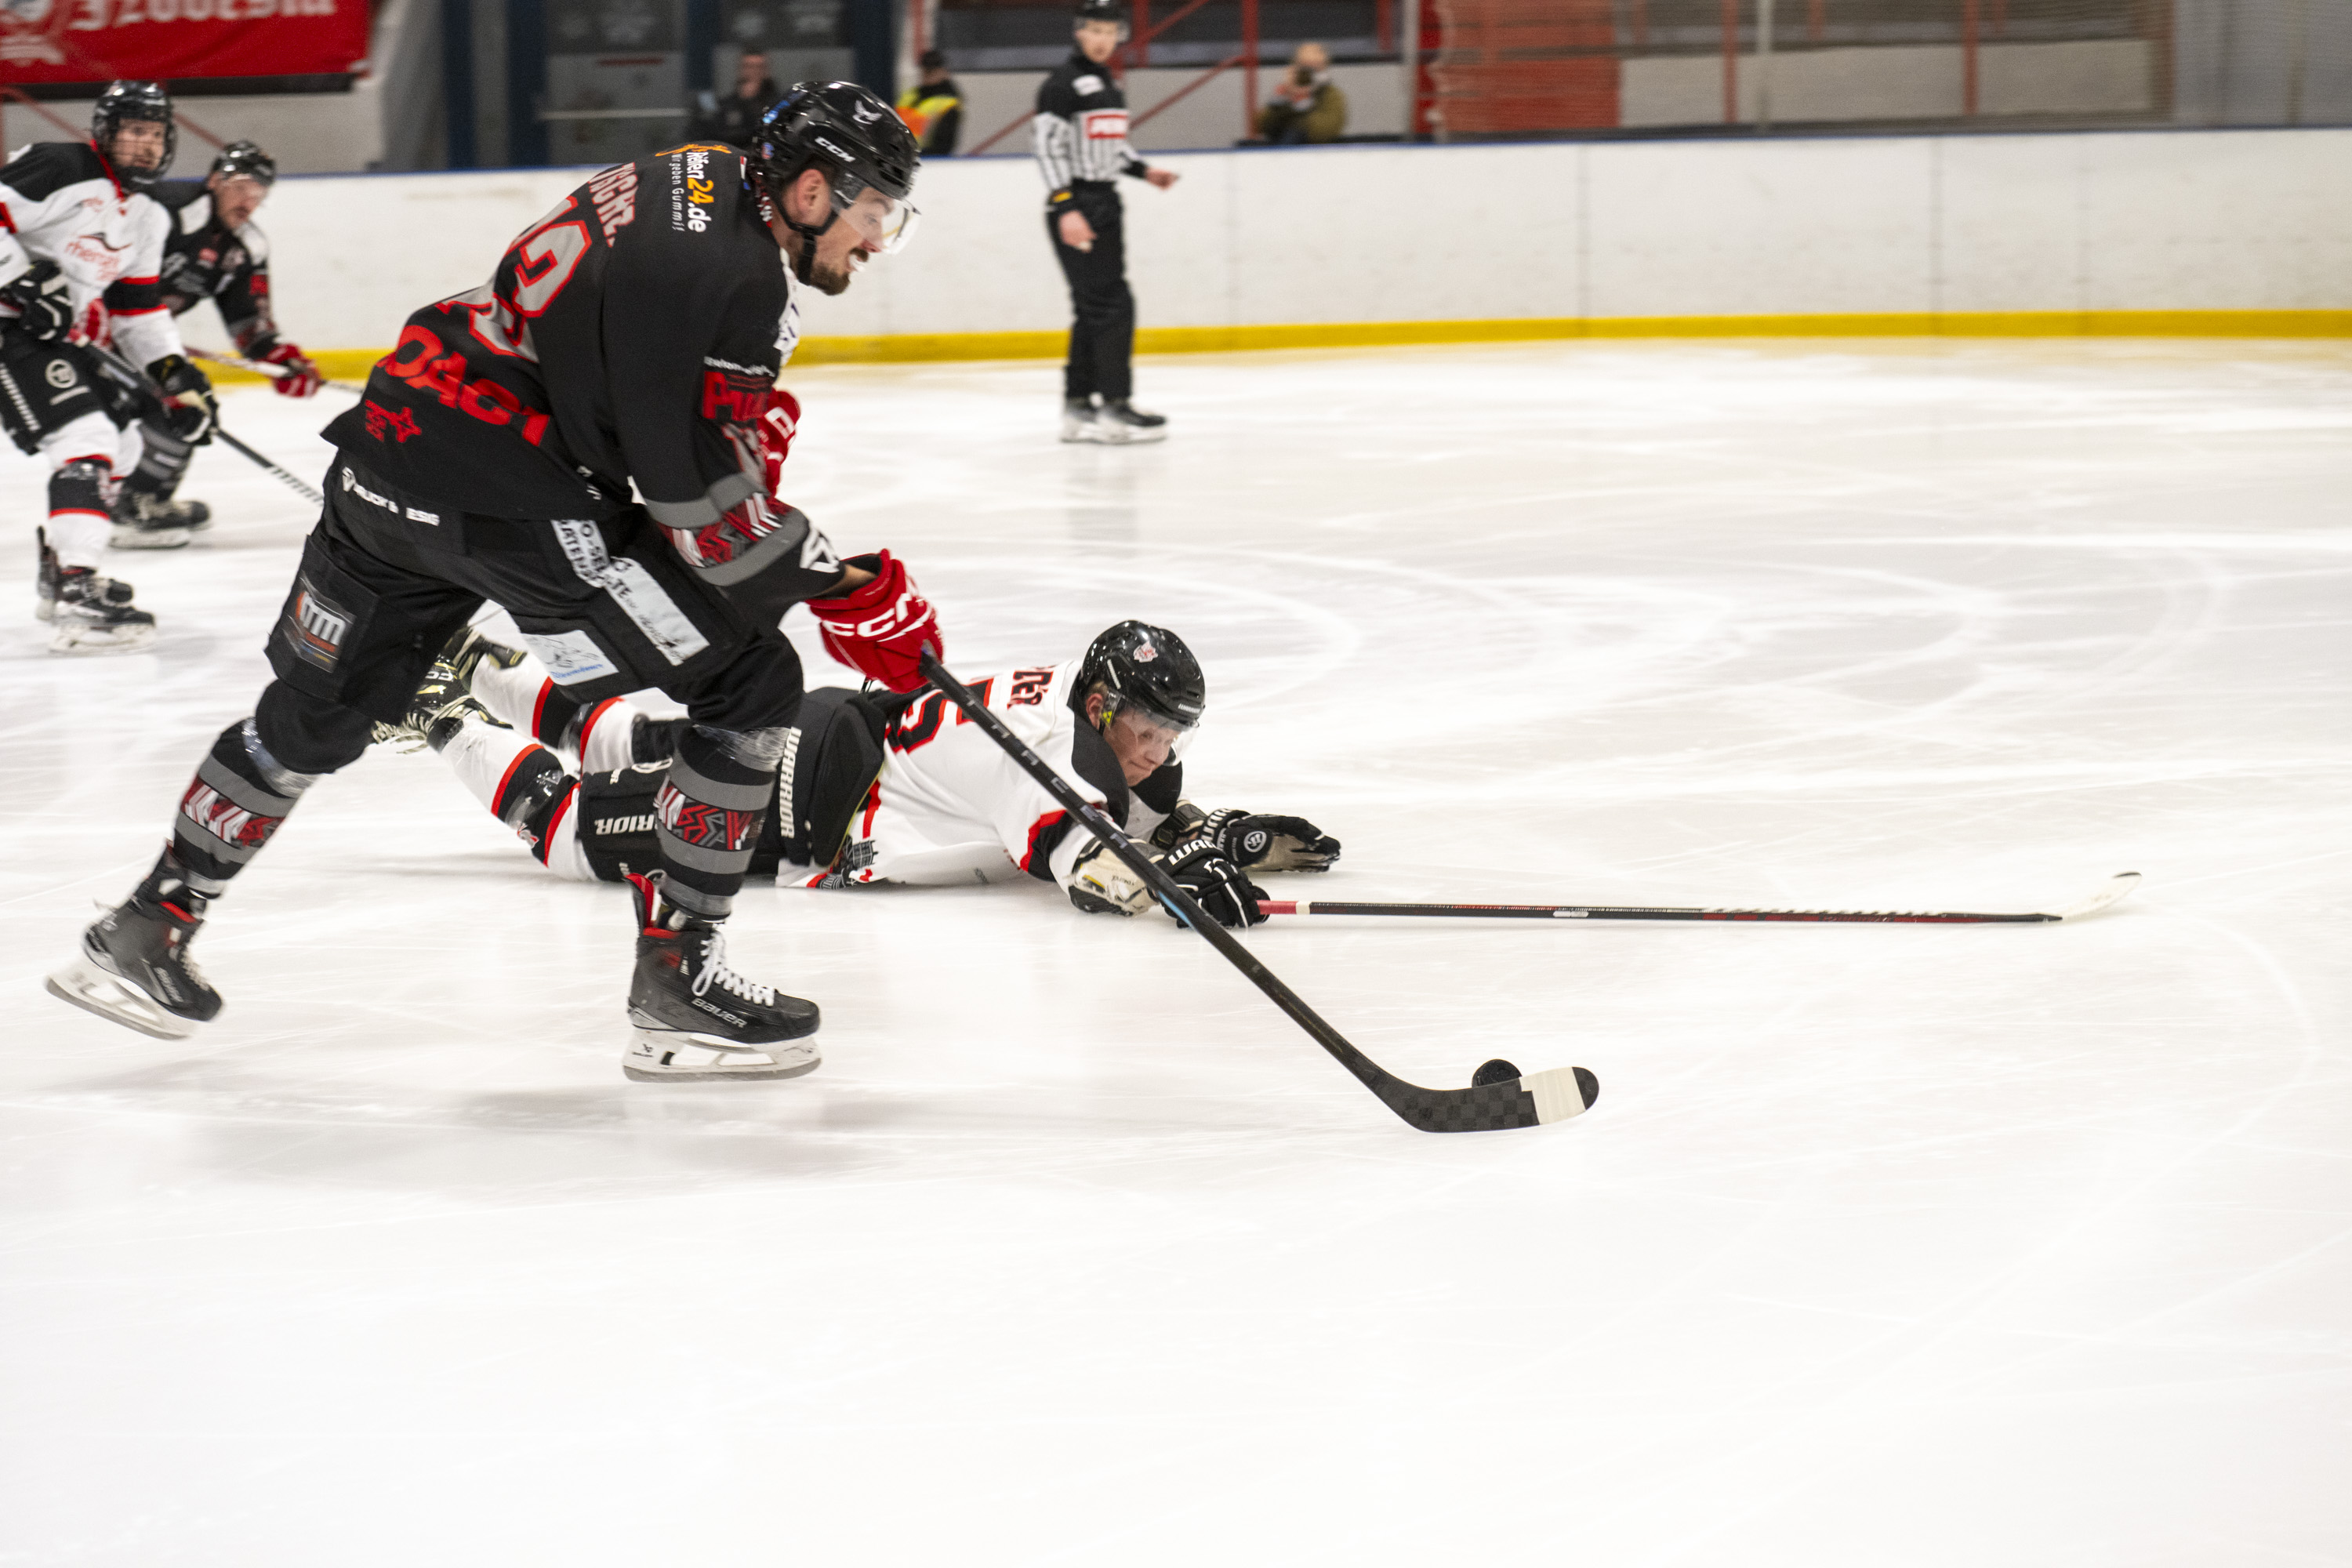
765, 171, 840, 287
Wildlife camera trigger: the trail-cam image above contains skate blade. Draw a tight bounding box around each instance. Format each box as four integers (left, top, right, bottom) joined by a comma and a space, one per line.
622, 1030, 821, 1082
49, 623, 158, 657
44, 953, 200, 1040
108, 527, 192, 550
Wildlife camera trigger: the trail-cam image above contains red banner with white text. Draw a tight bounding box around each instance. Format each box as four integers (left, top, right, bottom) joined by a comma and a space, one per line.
0, 1, 371, 86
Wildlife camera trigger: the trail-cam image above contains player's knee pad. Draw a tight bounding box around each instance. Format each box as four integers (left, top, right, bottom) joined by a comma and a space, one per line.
46, 455, 114, 517
254, 679, 376, 776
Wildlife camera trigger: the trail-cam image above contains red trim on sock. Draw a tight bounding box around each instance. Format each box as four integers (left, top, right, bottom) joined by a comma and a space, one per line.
529, 680, 556, 746
46, 508, 113, 522
575, 698, 622, 764
489, 742, 543, 818
532, 782, 577, 866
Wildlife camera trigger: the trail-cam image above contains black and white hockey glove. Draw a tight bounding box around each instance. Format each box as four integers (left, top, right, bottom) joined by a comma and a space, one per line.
1203, 808, 1341, 873
1066, 837, 1155, 917
147, 353, 217, 445
0, 262, 72, 343
1161, 833, 1269, 928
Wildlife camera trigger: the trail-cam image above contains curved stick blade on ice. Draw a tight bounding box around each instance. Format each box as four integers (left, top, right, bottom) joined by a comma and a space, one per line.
1260, 873, 2142, 926
916, 651, 1598, 1134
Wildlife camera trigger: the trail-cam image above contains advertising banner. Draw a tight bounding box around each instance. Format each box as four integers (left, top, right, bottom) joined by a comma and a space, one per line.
0, 1, 371, 85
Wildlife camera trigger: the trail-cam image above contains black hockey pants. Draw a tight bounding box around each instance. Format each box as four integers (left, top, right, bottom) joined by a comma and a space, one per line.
1048, 184, 1134, 403
165, 459, 806, 914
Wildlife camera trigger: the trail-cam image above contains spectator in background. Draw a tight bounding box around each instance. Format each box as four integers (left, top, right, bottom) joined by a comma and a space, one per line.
690, 49, 781, 148
897, 49, 964, 155
1250, 42, 1347, 144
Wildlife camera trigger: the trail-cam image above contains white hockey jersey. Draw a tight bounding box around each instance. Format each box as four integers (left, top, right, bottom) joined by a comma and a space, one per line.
0, 142, 183, 368
797, 658, 1178, 895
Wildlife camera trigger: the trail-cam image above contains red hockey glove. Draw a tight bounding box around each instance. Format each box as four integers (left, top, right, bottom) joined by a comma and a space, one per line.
759, 387, 800, 493
257, 339, 323, 398
804, 550, 941, 692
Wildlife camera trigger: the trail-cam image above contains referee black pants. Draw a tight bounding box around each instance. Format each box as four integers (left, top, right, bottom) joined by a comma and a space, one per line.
1047, 185, 1134, 403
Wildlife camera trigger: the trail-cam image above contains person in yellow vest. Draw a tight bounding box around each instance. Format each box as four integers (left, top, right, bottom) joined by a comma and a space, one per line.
896, 49, 964, 156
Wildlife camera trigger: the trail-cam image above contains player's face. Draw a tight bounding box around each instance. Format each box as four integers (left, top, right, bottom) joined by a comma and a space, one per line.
1075, 20, 1123, 63
106, 120, 168, 177
208, 174, 267, 228
781, 172, 914, 297
1090, 695, 1185, 786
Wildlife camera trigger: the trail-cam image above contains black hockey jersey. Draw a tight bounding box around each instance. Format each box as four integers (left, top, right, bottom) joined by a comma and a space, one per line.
150, 179, 284, 353
325, 144, 801, 544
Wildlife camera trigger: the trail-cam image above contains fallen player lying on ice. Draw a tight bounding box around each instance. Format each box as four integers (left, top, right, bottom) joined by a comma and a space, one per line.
401, 618, 1340, 927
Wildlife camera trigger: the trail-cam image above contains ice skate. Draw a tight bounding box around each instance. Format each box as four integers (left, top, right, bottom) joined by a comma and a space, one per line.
1060, 397, 1105, 443
32, 528, 138, 624
1095, 399, 1167, 445
46, 885, 223, 1040
109, 490, 210, 550
622, 869, 820, 1081
49, 564, 158, 655
374, 655, 504, 752
442, 622, 530, 689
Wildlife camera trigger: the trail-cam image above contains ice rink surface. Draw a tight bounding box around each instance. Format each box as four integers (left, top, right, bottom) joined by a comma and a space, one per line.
2, 340, 2347, 1565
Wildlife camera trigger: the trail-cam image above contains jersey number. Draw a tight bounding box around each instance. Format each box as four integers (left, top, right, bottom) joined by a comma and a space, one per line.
510, 220, 590, 318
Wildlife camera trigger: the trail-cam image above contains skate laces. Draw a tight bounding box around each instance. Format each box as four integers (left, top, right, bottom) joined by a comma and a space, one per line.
690, 928, 777, 1007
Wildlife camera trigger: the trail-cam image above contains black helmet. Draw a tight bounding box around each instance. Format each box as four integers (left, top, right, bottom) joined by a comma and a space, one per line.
209, 140, 278, 187
1074, 0, 1126, 24
91, 80, 175, 191
1073, 622, 1205, 732
751, 81, 920, 280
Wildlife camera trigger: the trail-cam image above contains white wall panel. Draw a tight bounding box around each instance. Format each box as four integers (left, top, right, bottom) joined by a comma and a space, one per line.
254, 127, 2352, 354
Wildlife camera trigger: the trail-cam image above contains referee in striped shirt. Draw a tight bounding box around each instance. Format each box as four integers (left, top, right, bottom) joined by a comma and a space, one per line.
1036, 0, 1181, 443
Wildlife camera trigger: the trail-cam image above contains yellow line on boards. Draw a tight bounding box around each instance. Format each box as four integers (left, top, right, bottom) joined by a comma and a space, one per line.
249, 311, 2352, 383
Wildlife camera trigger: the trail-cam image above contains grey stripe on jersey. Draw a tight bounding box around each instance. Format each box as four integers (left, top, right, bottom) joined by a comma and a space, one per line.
1033, 104, 1135, 188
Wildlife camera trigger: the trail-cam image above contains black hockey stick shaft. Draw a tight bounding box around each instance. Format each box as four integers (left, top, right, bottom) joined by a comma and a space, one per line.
1261, 899, 2052, 924
917, 651, 1595, 1134
89, 344, 325, 505
210, 425, 325, 506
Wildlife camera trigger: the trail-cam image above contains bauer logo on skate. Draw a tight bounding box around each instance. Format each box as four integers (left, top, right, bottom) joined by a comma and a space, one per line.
287, 579, 350, 670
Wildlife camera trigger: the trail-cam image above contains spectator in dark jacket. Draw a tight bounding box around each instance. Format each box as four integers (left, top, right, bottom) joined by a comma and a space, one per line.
690, 49, 781, 147
1251, 42, 1348, 144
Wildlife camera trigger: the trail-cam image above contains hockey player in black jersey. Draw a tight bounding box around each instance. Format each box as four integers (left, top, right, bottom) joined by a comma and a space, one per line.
110, 140, 325, 550
1036, 0, 1181, 444
50, 84, 941, 1085
0, 81, 218, 654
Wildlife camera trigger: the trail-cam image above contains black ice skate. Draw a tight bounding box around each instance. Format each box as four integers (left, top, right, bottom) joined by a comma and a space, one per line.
623, 870, 820, 1082
46, 883, 223, 1040
48, 561, 158, 655
442, 622, 530, 689
1096, 398, 1167, 445
109, 489, 211, 550
1059, 396, 1099, 444
373, 655, 503, 752
32, 528, 135, 625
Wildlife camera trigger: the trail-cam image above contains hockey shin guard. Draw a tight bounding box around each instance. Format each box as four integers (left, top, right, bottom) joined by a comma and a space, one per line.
652, 724, 782, 917
45, 456, 114, 570
167, 717, 321, 887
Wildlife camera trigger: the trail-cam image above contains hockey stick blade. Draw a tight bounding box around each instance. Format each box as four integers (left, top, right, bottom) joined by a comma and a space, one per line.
1261, 872, 2143, 926
916, 651, 1599, 1134
187, 346, 366, 396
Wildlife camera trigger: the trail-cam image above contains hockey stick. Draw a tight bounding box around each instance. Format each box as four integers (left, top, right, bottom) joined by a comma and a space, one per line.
88, 346, 325, 506
209, 425, 325, 506
1260, 873, 2143, 926
187, 347, 366, 396
916, 650, 1598, 1134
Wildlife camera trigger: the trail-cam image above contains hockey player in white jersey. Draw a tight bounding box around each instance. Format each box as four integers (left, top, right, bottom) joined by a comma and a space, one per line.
406, 619, 1339, 928
0, 80, 218, 653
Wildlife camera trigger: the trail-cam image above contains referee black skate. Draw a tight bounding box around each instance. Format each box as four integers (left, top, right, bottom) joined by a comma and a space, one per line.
1036, 0, 1180, 444
48, 85, 939, 1084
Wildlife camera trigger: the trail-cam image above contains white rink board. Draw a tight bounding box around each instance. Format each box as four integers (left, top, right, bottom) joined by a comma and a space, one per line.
242, 128, 2352, 356
2, 339, 2349, 1563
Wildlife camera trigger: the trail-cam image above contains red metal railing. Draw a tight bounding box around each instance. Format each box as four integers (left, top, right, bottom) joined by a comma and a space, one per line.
965, 0, 1259, 155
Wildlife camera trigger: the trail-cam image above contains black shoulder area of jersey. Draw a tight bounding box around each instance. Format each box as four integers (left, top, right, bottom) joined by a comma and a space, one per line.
1068, 720, 1134, 829
1134, 760, 1182, 817
0, 141, 107, 201
1036, 53, 1106, 117
147, 179, 209, 217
